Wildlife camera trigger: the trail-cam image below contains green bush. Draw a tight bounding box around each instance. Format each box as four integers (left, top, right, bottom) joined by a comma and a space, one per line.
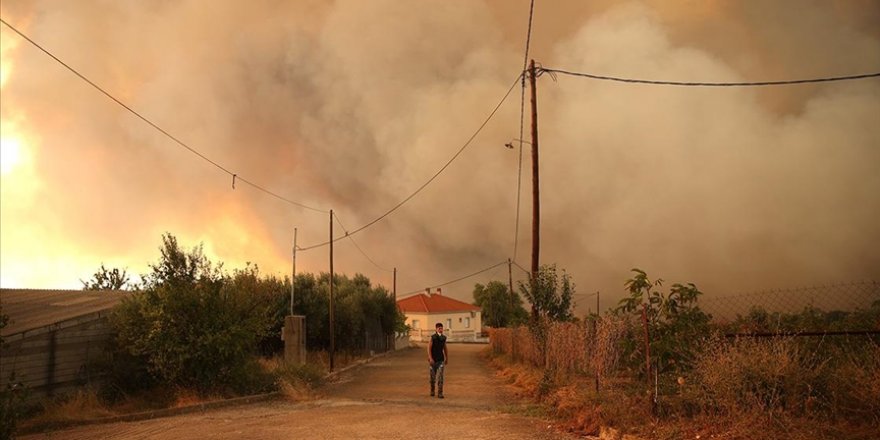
614, 269, 712, 379
289, 272, 404, 352
103, 233, 404, 397
108, 234, 273, 394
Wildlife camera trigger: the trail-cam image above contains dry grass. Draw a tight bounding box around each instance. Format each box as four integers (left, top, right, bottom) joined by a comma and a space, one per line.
171, 389, 225, 408
489, 323, 880, 440
487, 349, 647, 436
20, 353, 332, 432
305, 349, 370, 373
22, 388, 116, 427
489, 317, 627, 378
259, 356, 324, 402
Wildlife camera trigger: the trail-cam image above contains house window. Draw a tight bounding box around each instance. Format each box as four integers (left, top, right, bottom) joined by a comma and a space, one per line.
446, 319, 452, 330
412, 320, 420, 329
465, 317, 471, 328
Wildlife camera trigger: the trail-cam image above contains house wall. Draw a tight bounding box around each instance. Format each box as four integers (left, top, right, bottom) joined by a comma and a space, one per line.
404, 310, 482, 342
0, 312, 114, 399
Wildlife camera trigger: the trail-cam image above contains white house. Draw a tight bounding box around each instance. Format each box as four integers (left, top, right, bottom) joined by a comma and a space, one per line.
397, 288, 482, 342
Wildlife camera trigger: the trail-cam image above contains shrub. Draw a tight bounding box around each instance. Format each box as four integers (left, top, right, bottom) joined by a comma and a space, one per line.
826, 341, 880, 423
687, 337, 826, 418
108, 234, 273, 394
614, 269, 712, 378
110, 281, 273, 394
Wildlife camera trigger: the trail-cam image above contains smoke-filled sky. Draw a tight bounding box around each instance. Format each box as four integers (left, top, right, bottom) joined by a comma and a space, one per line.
1, 0, 878, 313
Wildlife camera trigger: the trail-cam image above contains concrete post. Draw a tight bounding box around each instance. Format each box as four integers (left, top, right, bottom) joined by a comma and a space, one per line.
282, 315, 307, 365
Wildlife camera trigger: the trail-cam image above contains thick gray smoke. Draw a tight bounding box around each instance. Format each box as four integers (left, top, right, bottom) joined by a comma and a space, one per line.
1, 1, 878, 312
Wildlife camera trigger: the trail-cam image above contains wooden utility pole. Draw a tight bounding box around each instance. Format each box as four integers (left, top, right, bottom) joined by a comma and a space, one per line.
528, 59, 541, 320
290, 228, 297, 316
393, 267, 397, 301
507, 259, 515, 326
329, 210, 335, 372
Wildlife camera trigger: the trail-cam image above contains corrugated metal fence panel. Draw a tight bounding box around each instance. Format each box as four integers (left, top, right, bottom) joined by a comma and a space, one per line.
0, 315, 114, 398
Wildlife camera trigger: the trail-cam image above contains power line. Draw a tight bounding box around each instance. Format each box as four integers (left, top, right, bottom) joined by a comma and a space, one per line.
511, 260, 530, 276
332, 211, 393, 273
513, 0, 536, 261
0, 18, 327, 214
299, 73, 523, 251
522, 0, 536, 71
399, 260, 509, 298
538, 66, 880, 87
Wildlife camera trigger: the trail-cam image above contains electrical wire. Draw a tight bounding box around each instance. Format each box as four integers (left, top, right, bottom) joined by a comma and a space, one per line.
513, 0, 536, 262
0, 18, 327, 214
398, 260, 509, 298
511, 260, 530, 276
298, 73, 523, 251
332, 211, 393, 273
538, 67, 880, 87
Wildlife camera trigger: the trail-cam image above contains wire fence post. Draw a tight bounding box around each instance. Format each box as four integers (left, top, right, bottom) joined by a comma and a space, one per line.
641, 303, 655, 416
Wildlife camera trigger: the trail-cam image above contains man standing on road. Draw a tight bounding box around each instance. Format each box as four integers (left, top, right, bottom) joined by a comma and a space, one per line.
428, 322, 448, 398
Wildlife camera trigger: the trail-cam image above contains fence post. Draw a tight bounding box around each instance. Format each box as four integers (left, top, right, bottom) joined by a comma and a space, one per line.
641, 303, 655, 416
511, 327, 517, 361
593, 317, 599, 395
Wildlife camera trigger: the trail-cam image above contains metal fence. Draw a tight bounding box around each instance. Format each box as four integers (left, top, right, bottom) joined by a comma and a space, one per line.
698, 281, 879, 322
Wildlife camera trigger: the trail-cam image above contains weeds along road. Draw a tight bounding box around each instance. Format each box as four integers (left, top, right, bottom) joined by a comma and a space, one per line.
21, 344, 576, 440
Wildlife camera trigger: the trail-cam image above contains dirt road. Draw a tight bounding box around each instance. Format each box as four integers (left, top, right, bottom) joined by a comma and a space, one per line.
20, 344, 576, 439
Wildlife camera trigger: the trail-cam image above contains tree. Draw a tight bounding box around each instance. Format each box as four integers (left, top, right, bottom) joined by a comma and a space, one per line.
109, 234, 270, 394
473, 281, 528, 327
518, 264, 575, 322
284, 272, 405, 352
81, 264, 134, 290
142, 233, 222, 289
614, 268, 711, 376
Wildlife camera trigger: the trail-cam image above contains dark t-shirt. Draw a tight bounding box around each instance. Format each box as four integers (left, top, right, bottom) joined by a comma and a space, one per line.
430, 332, 447, 363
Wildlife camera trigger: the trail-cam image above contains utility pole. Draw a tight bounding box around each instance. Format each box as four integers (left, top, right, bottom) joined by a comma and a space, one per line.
329, 210, 335, 372
290, 228, 297, 316
528, 58, 540, 320
393, 267, 397, 302
507, 258, 515, 327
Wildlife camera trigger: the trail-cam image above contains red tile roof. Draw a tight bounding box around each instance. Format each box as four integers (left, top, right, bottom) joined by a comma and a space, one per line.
396, 293, 480, 313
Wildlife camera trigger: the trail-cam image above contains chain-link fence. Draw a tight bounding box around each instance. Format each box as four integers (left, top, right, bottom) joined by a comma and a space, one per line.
699, 281, 879, 323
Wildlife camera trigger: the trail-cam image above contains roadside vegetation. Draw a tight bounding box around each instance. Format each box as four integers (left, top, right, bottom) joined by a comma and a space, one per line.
12, 233, 405, 435
486, 268, 880, 440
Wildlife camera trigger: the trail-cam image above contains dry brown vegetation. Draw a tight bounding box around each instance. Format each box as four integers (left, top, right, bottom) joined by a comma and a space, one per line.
16, 354, 331, 434
488, 321, 880, 440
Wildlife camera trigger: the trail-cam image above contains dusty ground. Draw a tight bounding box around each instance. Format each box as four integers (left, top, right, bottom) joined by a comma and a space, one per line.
20, 344, 578, 439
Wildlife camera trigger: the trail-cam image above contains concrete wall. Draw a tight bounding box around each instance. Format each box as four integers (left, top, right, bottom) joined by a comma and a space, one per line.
404, 310, 482, 336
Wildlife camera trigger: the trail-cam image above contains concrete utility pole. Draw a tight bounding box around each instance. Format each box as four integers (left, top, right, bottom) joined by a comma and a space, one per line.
528, 59, 540, 320
291, 228, 297, 316
329, 210, 335, 372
